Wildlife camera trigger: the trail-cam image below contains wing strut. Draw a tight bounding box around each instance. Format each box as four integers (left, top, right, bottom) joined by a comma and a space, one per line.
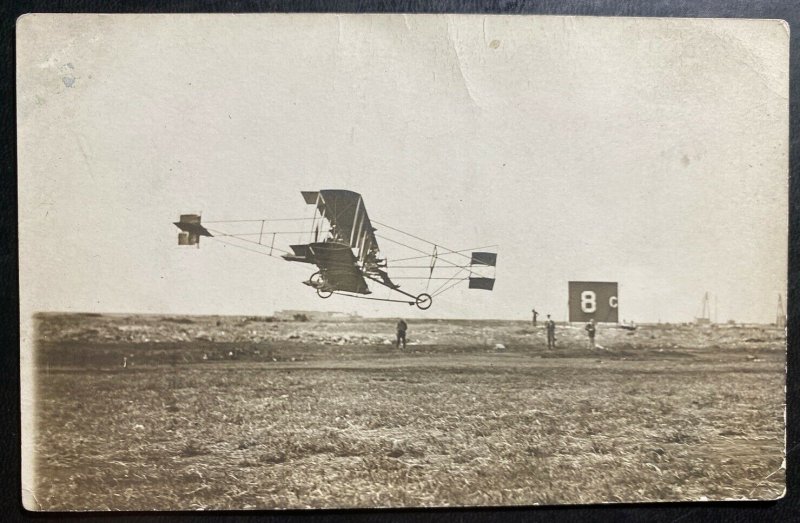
427, 245, 438, 291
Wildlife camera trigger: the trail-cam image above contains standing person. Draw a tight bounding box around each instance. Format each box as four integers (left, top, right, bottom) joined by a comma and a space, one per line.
545, 314, 556, 349
585, 319, 596, 349
396, 318, 408, 350
531, 308, 539, 326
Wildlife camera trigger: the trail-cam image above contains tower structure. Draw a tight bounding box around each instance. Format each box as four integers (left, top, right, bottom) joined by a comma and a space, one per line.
696, 292, 711, 325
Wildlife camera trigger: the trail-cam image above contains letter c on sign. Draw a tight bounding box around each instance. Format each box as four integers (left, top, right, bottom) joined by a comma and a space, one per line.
609, 296, 618, 308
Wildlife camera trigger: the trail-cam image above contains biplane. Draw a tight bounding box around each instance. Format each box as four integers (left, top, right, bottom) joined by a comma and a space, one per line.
174, 190, 497, 309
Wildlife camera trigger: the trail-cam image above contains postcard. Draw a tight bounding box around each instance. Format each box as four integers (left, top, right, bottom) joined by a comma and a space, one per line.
18, 13, 787, 509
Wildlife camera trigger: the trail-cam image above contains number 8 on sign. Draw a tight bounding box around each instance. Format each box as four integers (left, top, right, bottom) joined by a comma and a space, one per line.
581, 291, 597, 313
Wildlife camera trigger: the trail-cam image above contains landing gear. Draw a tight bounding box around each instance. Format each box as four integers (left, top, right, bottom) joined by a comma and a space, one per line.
309, 271, 324, 286
310, 271, 433, 309
415, 293, 432, 310
309, 271, 333, 298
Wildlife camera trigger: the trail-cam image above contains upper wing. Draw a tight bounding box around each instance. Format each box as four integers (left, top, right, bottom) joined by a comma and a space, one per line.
301, 190, 380, 266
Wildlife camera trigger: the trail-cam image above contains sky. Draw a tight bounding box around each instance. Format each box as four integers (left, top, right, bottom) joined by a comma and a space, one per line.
17, 14, 789, 323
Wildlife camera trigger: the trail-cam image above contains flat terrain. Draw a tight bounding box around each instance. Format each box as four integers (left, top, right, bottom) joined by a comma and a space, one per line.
28, 314, 785, 509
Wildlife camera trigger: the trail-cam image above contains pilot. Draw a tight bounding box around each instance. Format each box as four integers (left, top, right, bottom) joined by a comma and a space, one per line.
396, 318, 408, 350
328, 224, 339, 242
364, 244, 379, 266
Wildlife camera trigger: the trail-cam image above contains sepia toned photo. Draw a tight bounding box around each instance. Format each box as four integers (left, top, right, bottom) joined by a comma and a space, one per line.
18, 13, 787, 510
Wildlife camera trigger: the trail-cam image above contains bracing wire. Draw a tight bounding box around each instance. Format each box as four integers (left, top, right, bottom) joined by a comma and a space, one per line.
373, 219, 497, 263
376, 235, 492, 282
204, 217, 313, 223
388, 265, 469, 270
209, 231, 320, 236
206, 228, 292, 257
432, 275, 471, 298
330, 292, 415, 305
430, 267, 468, 297
376, 234, 464, 270
388, 244, 499, 263
210, 237, 283, 259
390, 277, 471, 280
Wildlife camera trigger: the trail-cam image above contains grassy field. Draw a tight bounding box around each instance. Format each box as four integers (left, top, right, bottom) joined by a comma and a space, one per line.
28, 314, 785, 510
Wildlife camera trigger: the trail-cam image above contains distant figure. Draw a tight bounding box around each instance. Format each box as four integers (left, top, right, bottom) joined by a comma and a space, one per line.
545, 314, 556, 349
585, 319, 596, 348
396, 318, 408, 349
531, 308, 539, 326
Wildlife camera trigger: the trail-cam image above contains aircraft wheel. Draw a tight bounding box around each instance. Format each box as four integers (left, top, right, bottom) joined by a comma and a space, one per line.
317, 288, 333, 299
415, 293, 432, 310
309, 271, 324, 286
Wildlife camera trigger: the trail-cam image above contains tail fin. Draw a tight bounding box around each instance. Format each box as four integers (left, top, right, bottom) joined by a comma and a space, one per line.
470, 252, 497, 266
468, 277, 495, 290
469, 251, 497, 290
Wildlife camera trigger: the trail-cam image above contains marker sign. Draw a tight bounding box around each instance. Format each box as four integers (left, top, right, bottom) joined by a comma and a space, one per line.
568, 281, 619, 323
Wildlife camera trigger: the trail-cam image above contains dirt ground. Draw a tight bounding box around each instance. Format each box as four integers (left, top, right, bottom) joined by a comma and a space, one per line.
28, 313, 785, 510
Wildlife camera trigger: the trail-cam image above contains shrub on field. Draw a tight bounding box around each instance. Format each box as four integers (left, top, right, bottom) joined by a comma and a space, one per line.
163, 317, 195, 324
661, 427, 701, 445
179, 441, 210, 457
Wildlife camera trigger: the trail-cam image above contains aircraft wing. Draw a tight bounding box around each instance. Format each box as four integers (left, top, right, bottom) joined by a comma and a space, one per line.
301, 190, 380, 265
307, 242, 370, 294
